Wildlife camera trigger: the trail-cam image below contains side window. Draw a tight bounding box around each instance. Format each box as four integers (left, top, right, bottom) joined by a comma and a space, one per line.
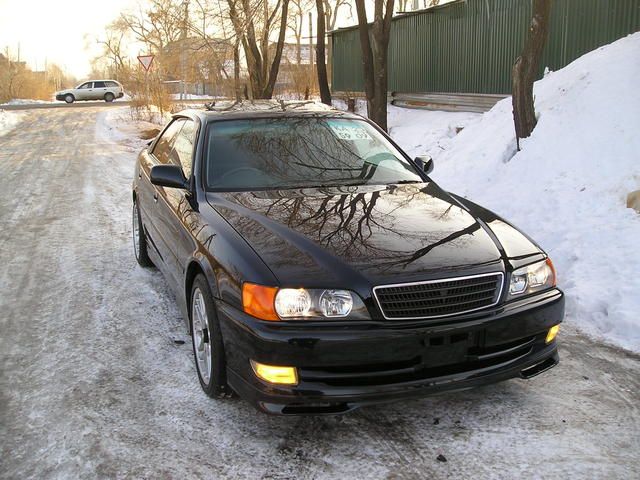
152, 119, 185, 164
79, 82, 92, 89
105, 81, 117, 87
171, 119, 196, 178
94, 81, 106, 88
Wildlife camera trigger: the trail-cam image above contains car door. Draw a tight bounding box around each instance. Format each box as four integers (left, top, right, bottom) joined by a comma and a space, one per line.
154, 118, 199, 286
92, 81, 107, 100
145, 119, 185, 274
73, 82, 93, 100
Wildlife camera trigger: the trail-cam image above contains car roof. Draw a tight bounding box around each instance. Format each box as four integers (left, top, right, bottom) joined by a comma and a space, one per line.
174, 100, 362, 122
82, 79, 121, 83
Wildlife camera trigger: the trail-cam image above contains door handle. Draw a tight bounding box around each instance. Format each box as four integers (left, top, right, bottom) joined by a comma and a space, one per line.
138, 172, 142, 179
153, 193, 158, 202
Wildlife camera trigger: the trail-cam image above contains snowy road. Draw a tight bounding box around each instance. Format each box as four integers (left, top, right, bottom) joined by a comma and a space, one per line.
1, 108, 639, 479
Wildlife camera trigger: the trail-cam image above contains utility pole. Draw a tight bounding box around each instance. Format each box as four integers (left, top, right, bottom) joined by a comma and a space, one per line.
308, 12, 313, 80
181, 0, 190, 100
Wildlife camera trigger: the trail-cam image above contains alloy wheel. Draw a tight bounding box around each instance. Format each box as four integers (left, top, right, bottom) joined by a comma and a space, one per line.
192, 287, 212, 385
132, 203, 140, 259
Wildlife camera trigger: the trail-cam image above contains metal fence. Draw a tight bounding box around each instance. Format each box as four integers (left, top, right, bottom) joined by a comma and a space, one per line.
331, 0, 640, 94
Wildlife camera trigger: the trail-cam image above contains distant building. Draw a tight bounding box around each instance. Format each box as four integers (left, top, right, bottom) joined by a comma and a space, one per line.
160, 36, 234, 96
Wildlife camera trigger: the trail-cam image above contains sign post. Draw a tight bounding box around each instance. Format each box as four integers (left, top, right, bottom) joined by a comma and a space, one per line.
137, 55, 155, 104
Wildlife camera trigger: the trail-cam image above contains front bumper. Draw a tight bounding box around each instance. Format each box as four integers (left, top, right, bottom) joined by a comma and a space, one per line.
55, 94, 66, 101
218, 288, 564, 415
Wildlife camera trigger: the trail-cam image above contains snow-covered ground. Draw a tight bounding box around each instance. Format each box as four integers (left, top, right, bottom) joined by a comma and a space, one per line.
2, 104, 639, 480
96, 107, 164, 149
0, 98, 55, 106
170, 93, 218, 100
0, 109, 23, 137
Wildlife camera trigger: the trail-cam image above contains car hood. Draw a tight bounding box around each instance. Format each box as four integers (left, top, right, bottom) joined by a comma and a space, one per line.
207, 183, 521, 286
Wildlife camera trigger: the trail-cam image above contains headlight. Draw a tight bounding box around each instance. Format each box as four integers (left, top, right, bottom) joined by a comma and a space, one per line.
274, 288, 312, 317
275, 288, 360, 319
320, 289, 353, 317
242, 283, 368, 321
508, 258, 556, 298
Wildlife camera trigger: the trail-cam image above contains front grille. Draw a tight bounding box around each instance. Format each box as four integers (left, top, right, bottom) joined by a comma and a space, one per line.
373, 273, 504, 319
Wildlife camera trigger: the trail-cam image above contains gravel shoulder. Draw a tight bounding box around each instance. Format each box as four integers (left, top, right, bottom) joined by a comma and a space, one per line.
0, 108, 638, 479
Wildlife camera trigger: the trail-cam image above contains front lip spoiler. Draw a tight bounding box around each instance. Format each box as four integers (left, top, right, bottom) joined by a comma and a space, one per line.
520, 354, 557, 379
228, 344, 560, 415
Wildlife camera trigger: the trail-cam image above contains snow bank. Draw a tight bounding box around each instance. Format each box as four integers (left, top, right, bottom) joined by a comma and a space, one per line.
425, 33, 640, 352
332, 98, 482, 160
0, 110, 23, 137
170, 93, 218, 100
388, 107, 480, 160
96, 107, 161, 150
0, 98, 54, 106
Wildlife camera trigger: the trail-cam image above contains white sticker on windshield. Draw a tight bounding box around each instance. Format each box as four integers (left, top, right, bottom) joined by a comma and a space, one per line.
328, 122, 372, 141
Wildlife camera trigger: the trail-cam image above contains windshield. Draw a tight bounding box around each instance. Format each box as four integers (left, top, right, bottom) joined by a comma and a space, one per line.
205, 117, 423, 191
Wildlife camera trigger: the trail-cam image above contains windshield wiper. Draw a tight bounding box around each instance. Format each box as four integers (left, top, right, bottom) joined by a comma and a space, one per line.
313, 181, 368, 188
393, 180, 423, 184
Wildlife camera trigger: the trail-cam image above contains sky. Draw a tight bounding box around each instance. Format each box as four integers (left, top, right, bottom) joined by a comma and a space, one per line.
0, 0, 145, 78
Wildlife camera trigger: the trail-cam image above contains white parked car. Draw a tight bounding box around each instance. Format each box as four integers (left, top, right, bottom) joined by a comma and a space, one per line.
55, 80, 125, 103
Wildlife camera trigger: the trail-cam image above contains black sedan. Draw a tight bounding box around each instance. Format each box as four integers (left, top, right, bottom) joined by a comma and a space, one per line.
132, 101, 564, 415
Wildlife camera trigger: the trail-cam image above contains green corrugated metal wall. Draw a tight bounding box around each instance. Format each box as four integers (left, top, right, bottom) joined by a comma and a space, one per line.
331, 0, 640, 94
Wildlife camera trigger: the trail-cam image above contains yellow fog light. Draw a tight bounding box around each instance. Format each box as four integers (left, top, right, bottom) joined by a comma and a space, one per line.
250, 361, 298, 385
546, 325, 560, 344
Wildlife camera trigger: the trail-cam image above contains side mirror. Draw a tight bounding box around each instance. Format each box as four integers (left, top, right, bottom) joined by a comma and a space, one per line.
414, 155, 434, 175
150, 164, 188, 189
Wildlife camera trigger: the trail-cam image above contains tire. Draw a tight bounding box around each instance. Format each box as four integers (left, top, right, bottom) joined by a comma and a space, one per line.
104, 92, 115, 102
190, 274, 230, 398
132, 199, 153, 267
64, 94, 74, 104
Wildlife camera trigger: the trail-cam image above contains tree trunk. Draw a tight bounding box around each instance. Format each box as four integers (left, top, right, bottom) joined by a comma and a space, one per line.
227, 0, 290, 100
263, 0, 290, 98
354, 0, 394, 132
233, 42, 241, 101
316, 0, 332, 105
512, 0, 552, 149
296, 11, 303, 65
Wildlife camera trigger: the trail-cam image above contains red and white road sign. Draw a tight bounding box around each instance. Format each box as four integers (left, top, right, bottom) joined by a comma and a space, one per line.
137, 55, 155, 71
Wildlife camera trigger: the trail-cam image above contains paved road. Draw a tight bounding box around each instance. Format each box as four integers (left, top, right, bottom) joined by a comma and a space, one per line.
0, 98, 214, 111
0, 108, 639, 479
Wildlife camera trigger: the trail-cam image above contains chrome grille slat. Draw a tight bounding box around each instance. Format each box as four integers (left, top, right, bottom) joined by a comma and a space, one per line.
379, 287, 497, 304
373, 272, 504, 320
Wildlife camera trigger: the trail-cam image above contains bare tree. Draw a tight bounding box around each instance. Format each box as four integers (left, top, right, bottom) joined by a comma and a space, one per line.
187, 0, 238, 95
288, 0, 312, 65
512, 0, 552, 149
97, 27, 127, 79
324, 0, 351, 31
227, 0, 291, 99
316, 0, 331, 104
354, 0, 395, 131
117, 0, 184, 54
